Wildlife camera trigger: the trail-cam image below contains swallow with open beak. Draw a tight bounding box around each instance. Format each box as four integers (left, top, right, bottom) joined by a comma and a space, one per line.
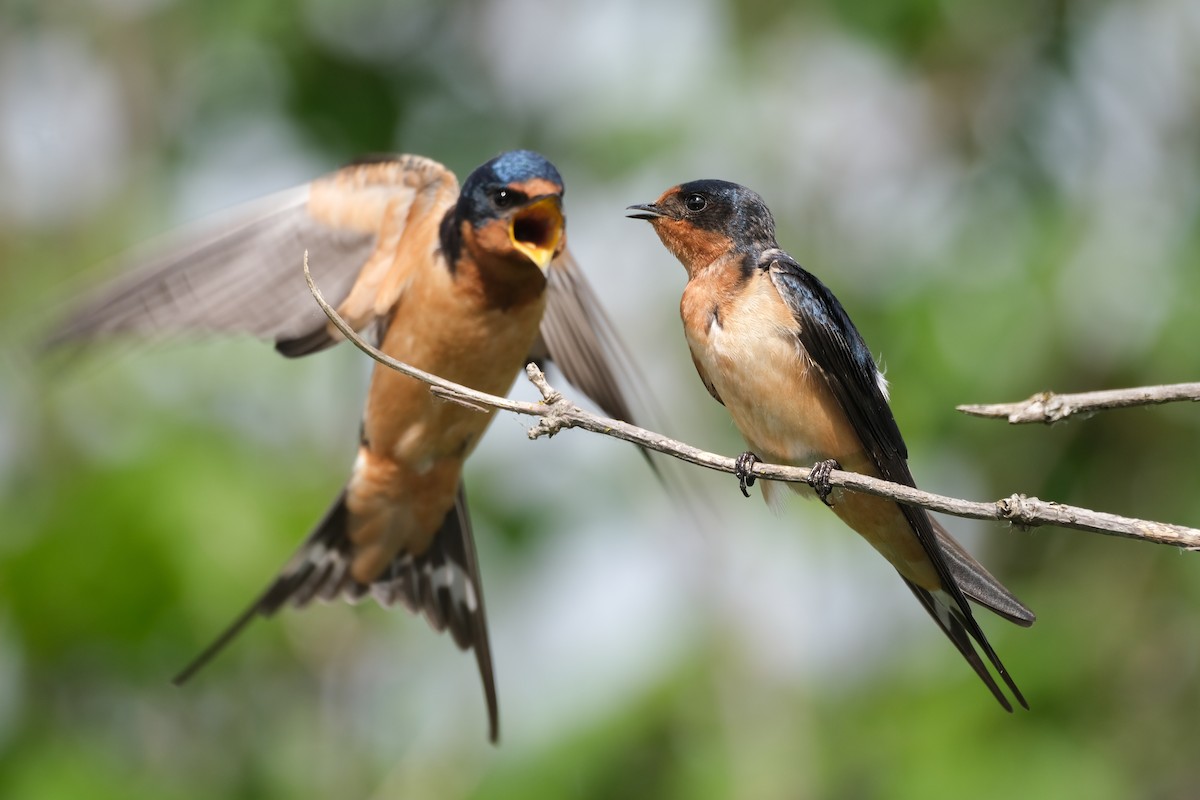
48, 150, 652, 742
628, 180, 1034, 711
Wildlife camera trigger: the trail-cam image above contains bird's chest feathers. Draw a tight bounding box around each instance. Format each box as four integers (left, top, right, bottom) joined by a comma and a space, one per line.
681, 272, 860, 468
366, 266, 545, 468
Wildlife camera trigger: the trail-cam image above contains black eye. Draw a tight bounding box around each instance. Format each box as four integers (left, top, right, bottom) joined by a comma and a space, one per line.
491, 188, 512, 208
684, 193, 708, 212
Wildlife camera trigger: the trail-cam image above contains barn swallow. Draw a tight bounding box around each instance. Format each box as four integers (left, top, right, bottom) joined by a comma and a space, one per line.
48, 150, 653, 742
628, 180, 1035, 710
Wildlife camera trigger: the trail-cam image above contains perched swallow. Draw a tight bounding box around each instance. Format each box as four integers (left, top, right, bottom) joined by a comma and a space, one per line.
48, 150, 651, 742
628, 180, 1034, 710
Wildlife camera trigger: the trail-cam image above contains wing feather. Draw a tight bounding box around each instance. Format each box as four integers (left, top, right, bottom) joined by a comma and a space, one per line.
46, 155, 459, 357
535, 250, 644, 424
767, 256, 1028, 708
173, 482, 500, 742
534, 250, 668, 478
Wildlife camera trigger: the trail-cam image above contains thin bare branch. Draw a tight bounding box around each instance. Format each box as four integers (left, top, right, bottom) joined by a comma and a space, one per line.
958, 383, 1200, 425
304, 253, 1200, 551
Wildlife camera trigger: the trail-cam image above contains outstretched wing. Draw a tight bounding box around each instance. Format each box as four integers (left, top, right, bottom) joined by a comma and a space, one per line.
768, 255, 1029, 710
173, 482, 499, 742
533, 249, 675, 480
535, 250, 646, 423
45, 155, 459, 357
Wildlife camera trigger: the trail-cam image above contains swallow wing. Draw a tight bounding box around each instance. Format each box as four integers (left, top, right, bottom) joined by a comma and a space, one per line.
767, 255, 1028, 709
534, 250, 677, 484
932, 517, 1034, 626
534, 250, 644, 423
172, 481, 499, 742
46, 155, 459, 357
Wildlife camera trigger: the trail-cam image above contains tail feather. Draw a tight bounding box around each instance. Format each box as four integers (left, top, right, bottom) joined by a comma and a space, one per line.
370, 486, 497, 738
170, 562, 319, 685
171, 602, 268, 687
903, 579, 1028, 711
173, 484, 499, 742
171, 496, 348, 685
889, 502, 1030, 712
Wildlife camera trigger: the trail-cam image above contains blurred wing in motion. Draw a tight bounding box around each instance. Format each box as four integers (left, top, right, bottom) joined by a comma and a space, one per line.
536, 250, 645, 424
45, 155, 460, 358
534, 250, 672, 475
174, 482, 500, 741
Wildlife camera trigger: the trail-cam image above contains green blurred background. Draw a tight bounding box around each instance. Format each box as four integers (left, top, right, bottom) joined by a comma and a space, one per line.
3, 0, 1200, 797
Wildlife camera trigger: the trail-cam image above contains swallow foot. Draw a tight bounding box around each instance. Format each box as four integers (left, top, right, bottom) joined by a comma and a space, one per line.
734, 451, 760, 498
808, 459, 841, 506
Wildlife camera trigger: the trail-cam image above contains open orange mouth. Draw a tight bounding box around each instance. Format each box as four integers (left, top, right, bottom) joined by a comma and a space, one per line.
509, 195, 564, 270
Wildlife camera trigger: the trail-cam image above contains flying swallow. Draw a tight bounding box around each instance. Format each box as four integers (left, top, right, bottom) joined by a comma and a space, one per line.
48, 150, 652, 742
628, 180, 1034, 710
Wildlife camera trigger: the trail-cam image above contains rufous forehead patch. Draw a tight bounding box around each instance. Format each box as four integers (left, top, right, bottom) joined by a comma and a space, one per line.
657, 185, 684, 205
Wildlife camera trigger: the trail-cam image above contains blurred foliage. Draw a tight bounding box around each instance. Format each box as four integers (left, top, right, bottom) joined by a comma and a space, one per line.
3, 0, 1200, 797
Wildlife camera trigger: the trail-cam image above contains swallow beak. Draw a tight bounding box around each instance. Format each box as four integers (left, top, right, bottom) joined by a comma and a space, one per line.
510, 195, 564, 271
626, 203, 668, 221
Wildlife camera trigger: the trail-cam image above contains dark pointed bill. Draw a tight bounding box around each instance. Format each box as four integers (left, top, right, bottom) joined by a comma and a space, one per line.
626, 203, 668, 220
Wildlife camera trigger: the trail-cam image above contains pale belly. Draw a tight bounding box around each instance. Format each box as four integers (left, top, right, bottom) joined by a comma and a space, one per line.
685, 288, 867, 472
366, 302, 540, 470
681, 279, 941, 589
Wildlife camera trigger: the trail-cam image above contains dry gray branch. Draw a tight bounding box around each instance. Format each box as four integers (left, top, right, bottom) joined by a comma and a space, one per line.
958, 383, 1200, 425
304, 254, 1200, 551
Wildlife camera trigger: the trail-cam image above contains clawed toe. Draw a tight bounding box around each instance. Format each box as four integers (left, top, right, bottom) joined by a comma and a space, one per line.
808, 459, 840, 506
734, 451, 760, 498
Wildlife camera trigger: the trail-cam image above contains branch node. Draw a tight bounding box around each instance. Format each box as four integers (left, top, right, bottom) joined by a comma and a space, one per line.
525, 363, 562, 405
527, 406, 575, 440
960, 382, 1200, 425
1022, 391, 1052, 424
998, 493, 1041, 530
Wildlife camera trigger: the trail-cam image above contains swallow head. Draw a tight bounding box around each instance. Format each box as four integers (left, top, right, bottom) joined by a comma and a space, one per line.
453, 150, 566, 273
628, 179, 777, 272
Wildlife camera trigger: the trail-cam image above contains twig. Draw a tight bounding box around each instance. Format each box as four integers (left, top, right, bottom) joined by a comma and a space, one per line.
958, 383, 1200, 425
304, 254, 1200, 551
